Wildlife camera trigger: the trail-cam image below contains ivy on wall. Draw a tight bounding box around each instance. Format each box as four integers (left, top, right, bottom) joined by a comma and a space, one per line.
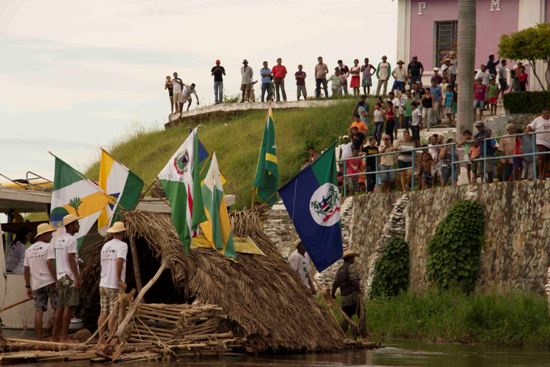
370, 237, 410, 299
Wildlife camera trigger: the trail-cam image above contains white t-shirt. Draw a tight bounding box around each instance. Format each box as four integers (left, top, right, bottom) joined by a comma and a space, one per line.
182, 85, 196, 98
99, 239, 128, 289
412, 108, 422, 126
529, 116, 550, 149
428, 144, 440, 161
339, 142, 353, 160
393, 67, 407, 82
24, 241, 56, 290
48, 233, 79, 281
475, 70, 491, 86
288, 250, 310, 288
172, 78, 183, 93
374, 109, 384, 122
392, 97, 402, 115
378, 62, 390, 80
6, 240, 25, 274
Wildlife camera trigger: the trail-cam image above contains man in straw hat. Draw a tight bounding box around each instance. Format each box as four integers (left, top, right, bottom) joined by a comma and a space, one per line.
23, 223, 61, 340
331, 250, 366, 338
48, 213, 81, 342
288, 240, 316, 295
97, 221, 128, 346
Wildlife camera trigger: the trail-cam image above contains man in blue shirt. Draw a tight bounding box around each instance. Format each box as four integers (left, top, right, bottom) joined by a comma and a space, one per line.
429, 80, 442, 124
260, 61, 273, 102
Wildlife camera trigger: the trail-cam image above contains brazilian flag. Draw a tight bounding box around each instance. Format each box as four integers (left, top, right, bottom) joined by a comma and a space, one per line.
253, 108, 279, 205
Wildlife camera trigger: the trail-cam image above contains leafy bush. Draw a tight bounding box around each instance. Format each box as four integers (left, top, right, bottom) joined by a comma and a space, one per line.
427, 200, 485, 293
503, 92, 550, 114
369, 237, 409, 299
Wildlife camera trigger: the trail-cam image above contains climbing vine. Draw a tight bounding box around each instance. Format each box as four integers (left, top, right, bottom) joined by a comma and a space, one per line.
370, 237, 409, 299
427, 200, 485, 293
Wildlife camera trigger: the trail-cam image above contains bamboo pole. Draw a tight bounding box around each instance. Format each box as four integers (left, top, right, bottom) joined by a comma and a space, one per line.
0, 297, 32, 313
129, 237, 143, 293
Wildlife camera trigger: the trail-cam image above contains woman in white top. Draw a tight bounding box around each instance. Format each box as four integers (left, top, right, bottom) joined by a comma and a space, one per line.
6, 228, 32, 274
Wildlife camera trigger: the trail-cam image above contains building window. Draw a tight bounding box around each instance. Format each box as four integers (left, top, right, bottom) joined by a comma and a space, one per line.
434, 21, 458, 67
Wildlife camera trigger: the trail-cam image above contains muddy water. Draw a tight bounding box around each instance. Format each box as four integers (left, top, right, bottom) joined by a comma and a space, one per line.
12, 340, 550, 367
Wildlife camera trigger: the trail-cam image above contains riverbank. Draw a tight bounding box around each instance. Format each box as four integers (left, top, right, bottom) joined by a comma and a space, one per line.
365, 290, 550, 348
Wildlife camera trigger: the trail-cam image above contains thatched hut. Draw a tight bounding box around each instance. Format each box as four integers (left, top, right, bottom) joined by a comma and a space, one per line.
80, 209, 344, 353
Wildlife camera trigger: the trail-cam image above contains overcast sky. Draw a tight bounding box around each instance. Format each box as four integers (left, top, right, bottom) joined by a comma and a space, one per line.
0, 0, 397, 181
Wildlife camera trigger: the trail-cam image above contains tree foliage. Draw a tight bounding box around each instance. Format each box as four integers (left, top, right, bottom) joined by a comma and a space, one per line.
369, 237, 409, 299
427, 200, 485, 293
499, 23, 550, 91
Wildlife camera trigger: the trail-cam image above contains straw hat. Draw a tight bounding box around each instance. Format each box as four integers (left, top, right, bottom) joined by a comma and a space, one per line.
107, 221, 127, 234
293, 239, 302, 248
343, 250, 359, 259
35, 223, 56, 239
63, 214, 80, 226
397, 60, 405, 64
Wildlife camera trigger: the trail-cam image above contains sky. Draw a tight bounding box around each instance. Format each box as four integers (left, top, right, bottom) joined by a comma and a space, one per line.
0, 0, 397, 181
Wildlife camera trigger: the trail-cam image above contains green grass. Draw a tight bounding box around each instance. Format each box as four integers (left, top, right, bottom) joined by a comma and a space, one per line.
366, 290, 550, 348
85, 100, 361, 208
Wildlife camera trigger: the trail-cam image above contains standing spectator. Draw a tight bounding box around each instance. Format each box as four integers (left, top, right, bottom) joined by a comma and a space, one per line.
376, 56, 391, 97
272, 58, 288, 102
361, 58, 376, 96
349, 113, 368, 134
172, 72, 184, 113
362, 137, 379, 193
6, 228, 32, 274
486, 54, 500, 77
407, 56, 424, 87
211, 60, 225, 104
289, 241, 316, 295
339, 135, 353, 161
441, 58, 451, 79
443, 85, 456, 126
499, 123, 517, 182
260, 61, 273, 103
431, 68, 443, 85
379, 135, 395, 193
509, 69, 521, 92
350, 127, 365, 151
385, 100, 396, 144
418, 150, 434, 189
487, 78, 499, 116
517, 65, 529, 91
392, 60, 407, 93
315, 56, 329, 99
164, 76, 174, 113
475, 64, 491, 86
411, 82, 425, 100
522, 130, 535, 180
295, 65, 307, 101
373, 102, 385, 144
349, 59, 361, 96
240, 59, 253, 103
182, 83, 199, 111
439, 138, 457, 186
337, 60, 350, 96
474, 121, 496, 183
402, 90, 412, 134
329, 68, 343, 97
396, 131, 415, 191
357, 95, 369, 126
473, 78, 487, 120
428, 134, 441, 184
421, 88, 434, 130
448, 51, 458, 87
430, 80, 443, 124
458, 130, 474, 184
410, 101, 422, 144
498, 59, 508, 98
526, 108, 550, 179
390, 91, 401, 140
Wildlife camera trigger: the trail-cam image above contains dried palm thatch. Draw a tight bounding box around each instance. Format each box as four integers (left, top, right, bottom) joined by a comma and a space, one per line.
82, 209, 344, 352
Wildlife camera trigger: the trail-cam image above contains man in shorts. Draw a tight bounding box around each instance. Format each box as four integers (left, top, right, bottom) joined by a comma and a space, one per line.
182, 83, 199, 111
526, 108, 550, 179
48, 214, 81, 342
97, 222, 128, 347
172, 72, 184, 113
24, 223, 60, 340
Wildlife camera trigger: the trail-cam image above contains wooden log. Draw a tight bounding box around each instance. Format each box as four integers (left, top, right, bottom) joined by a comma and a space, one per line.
0, 297, 32, 313
128, 236, 143, 293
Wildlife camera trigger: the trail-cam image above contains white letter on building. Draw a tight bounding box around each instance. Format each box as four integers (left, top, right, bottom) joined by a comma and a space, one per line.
418, 2, 426, 15
490, 0, 501, 12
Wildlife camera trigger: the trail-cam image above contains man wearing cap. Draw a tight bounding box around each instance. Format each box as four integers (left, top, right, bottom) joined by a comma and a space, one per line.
332, 250, 365, 337
407, 56, 424, 87
272, 58, 288, 102
24, 223, 61, 340
240, 59, 253, 103
48, 214, 81, 342
375, 56, 391, 97
288, 241, 316, 295
338, 135, 353, 161
97, 222, 128, 346
211, 60, 225, 104
391, 60, 407, 93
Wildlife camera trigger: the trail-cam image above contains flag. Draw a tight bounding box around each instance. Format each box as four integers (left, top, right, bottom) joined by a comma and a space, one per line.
158, 127, 206, 252
97, 149, 144, 236
50, 156, 111, 250
199, 153, 236, 259
278, 144, 343, 272
198, 139, 227, 185
252, 108, 279, 205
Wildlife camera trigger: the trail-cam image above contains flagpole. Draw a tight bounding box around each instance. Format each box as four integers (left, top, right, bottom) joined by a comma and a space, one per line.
136, 179, 158, 204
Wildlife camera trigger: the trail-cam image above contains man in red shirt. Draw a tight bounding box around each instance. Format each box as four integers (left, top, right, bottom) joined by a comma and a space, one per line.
272, 58, 288, 102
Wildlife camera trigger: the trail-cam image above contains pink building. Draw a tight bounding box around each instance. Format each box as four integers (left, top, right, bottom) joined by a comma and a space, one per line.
396, 0, 550, 90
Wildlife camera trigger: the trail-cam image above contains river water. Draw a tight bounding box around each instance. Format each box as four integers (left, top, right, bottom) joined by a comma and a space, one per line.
12, 340, 550, 367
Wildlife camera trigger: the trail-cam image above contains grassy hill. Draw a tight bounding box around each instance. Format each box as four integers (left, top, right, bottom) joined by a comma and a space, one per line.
85, 100, 358, 208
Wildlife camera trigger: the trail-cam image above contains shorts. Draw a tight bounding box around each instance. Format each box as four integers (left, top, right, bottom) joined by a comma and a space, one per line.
536, 145, 550, 162
99, 287, 119, 315
33, 283, 58, 312
57, 275, 79, 308
397, 160, 412, 169
499, 79, 508, 91
240, 83, 251, 92
422, 171, 433, 186
488, 97, 497, 104
513, 157, 523, 169
392, 80, 405, 91
362, 78, 372, 88
173, 92, 183, 103
473, 99, 485, 110
379, 164, 394, 182
445, 106, 453, 115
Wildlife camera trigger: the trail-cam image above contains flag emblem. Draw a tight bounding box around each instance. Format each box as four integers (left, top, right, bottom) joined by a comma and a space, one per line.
309, 183, 341, 227
174, 150, 190, 175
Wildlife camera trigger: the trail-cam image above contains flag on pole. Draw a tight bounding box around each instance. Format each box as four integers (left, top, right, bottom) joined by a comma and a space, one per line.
97, 149, 144, 236
158, 127, 206, 252
50, 156, 111, 250
278, 144, 343, 272
252, 108, 279, 205
199, 152, 236, 259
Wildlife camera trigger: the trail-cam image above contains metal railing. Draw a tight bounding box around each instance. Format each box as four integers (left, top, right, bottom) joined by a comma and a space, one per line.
338, 130, 550, 197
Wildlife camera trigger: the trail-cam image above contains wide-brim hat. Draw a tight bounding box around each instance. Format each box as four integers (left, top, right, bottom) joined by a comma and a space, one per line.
343, 250, 359, 259
35, 223, 56, 239
242, 59, 248, 64
63, 214, 80, 226
107, 221, 127, 234
397, 60, 405, 64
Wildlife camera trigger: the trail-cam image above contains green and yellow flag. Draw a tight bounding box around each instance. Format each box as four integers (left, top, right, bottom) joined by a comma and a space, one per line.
252, 108, 279, 205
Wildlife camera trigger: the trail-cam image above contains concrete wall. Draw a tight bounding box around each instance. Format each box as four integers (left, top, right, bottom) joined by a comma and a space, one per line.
350, 181, 550, 295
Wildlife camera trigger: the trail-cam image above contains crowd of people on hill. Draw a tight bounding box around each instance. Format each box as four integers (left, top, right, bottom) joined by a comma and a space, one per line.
163, 53, 530, 115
